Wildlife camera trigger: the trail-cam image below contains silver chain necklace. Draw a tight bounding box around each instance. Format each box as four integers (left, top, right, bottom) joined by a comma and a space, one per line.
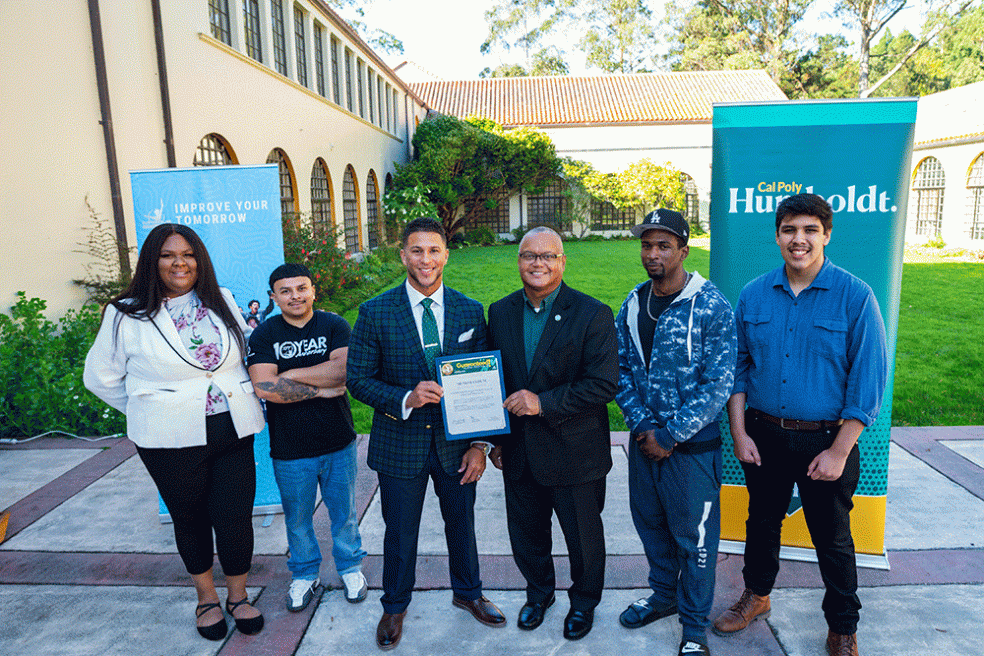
646, 273, 690, 321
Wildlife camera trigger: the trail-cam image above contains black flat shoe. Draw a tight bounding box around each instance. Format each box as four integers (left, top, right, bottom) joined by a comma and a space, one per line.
563, 608, 594, 640
226, 597, 264, 635
195, 602, 227, 641
517, 594, 555, 630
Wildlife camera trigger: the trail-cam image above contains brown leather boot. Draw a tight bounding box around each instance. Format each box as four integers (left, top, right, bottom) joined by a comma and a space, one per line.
826, 630, 859, 656
711, 588, 771, 635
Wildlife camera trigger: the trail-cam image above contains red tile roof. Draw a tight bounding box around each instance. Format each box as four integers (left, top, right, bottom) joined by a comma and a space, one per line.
409, 71, 787, 126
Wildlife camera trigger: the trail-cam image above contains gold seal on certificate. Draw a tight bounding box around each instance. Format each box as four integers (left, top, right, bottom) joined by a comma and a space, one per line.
435, 350, 511, 441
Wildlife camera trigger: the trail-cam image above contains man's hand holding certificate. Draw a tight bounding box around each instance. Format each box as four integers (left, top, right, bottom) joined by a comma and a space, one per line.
435, 350, 510, 441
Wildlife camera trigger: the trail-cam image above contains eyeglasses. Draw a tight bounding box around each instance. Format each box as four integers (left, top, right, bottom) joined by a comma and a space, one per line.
519, 252, 562, 263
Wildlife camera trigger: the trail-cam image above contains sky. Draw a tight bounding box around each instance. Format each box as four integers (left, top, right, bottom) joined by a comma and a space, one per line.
346, 0, 926, 81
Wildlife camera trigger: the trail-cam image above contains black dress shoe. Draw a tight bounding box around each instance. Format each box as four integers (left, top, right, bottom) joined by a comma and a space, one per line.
563, 608, 594, 640
517, 594, 556, 630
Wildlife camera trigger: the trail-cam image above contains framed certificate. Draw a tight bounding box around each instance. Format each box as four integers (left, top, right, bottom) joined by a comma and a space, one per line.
435, 350, 510, 441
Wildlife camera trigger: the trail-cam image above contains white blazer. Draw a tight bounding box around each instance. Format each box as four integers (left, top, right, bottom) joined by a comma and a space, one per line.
83, 288, 265, 448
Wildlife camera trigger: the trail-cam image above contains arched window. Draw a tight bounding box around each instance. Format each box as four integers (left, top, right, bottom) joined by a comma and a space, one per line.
526, 178, 571, 232
911, 157, 945, 237
680, 172, 699, 229
193, 133, 236, 166
267, 148, 297, 218
208, 0, 231, 45
342, 165, 361, 252
311, 159, 333, 238
366, 170, 381, 249
968, 153, 984, 241
384, 173, 398, 242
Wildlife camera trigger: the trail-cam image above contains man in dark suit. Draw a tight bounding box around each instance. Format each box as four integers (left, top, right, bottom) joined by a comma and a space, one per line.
348, 218, 505, 650
488, 226, 619, 640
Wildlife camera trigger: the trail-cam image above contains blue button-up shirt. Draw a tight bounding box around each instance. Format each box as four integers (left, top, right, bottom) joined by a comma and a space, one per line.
733, 258, 888, 425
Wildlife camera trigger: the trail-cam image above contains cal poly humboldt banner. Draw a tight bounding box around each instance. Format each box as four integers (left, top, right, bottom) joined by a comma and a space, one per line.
709, 99, 917, 567
130, 164, 285, 519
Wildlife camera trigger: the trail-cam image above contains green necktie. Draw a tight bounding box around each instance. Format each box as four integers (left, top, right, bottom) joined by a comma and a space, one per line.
421, 297, 440, 379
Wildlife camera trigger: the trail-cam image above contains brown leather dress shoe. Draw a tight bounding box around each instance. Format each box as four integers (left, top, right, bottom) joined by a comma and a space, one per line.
712, 588, 771, 635
452, 595, 506, 627
826, 630, 859, 656
376, 611, 406, 651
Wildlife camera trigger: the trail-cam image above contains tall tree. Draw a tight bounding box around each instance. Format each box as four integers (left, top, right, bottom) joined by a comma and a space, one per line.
833, 0, 977, 97
935, 6, 984, 86
325, 0, 403, 54
481, 0, 662, 75
479, 47, 570, 77
391, 115, 562, 236
663, 0, 815, 86
481, 0, 568, 68
786, 34, 857, 98
578, 0, 660, 73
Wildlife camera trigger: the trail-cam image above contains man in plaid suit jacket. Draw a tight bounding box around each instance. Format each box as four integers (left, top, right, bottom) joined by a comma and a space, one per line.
348, 218, 505, 650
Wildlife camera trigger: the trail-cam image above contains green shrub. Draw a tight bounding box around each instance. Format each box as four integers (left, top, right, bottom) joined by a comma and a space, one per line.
0, 293, 125, 438
925, 234, 947, 249
281, 218, 405, 315
464, 226, 499, 246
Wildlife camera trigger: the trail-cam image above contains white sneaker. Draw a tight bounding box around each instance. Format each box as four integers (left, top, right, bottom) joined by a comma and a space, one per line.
286, 577, 319, 612
341, 571, 368, 603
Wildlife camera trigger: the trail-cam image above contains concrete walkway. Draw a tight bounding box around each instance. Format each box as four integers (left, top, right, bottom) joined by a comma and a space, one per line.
1, 426, 982, 656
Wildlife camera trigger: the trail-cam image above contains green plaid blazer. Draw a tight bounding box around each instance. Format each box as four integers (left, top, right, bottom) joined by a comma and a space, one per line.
347, 283, 488, 478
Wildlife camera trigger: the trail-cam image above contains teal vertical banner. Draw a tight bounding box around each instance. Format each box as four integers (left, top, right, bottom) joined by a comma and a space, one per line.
709, 99, 916, 559
130, 165, 284, 517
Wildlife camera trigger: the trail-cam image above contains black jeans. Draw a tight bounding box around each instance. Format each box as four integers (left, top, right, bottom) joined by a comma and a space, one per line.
137, 412, 256, 576
741, 408, 861, 635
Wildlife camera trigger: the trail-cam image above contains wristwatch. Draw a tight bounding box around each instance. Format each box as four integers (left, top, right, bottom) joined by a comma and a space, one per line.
470, 442, 491, 456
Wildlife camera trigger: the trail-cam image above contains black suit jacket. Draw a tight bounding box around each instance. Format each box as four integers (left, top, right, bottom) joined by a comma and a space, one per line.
488, 282, 618, 487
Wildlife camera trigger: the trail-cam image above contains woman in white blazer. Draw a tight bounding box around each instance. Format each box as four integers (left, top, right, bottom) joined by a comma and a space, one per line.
84, 223, 265, 640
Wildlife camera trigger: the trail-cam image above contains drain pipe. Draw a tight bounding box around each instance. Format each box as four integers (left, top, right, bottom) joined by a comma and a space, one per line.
150, 0, 177, 167
87, 0, 132, 278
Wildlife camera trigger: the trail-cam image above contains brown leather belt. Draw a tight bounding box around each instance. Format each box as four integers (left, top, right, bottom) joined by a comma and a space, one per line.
751, 408, 843, 432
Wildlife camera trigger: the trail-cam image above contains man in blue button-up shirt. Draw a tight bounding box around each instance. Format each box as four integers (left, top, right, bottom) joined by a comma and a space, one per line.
712, 194, 887, 656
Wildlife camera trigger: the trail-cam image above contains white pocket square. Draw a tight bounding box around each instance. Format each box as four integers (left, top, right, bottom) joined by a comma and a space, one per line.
458, 328, 474, 343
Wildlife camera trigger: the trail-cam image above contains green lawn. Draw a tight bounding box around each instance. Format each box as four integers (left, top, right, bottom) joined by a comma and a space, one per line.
344, 242, 983, 431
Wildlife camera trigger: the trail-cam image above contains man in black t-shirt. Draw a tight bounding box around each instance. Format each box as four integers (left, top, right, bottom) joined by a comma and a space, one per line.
247, 263, 367, 612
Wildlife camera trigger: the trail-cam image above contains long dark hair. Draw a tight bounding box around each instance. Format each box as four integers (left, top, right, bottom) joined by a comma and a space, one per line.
109, 223, 245, 354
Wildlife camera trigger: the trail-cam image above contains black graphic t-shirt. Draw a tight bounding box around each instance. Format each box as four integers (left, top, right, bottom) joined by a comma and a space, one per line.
247, 311, 356, 460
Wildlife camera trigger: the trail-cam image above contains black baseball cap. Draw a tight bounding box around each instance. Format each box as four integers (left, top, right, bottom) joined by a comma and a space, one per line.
630, 208, 689, 244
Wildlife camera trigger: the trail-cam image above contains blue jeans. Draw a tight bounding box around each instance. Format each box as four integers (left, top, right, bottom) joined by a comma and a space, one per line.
272, 441, 366, 580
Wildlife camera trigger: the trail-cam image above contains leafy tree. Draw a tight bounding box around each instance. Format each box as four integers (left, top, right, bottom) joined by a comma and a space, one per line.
833, 0, 976, 97
325, 0, 404, 54
392, 115, 562, 236
479, 47, 570, 78
865, 29, 949, 96
481, 0, 568, 68
564, 159, 685, 218
578, 0, 660, 73
786, 34, 857, 98
481, 0, 661, 75
937, 6, 984, 86
664, 0, 815, 87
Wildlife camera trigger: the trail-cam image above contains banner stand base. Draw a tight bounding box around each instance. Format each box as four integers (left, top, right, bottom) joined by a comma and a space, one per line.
720, 540, 890, 571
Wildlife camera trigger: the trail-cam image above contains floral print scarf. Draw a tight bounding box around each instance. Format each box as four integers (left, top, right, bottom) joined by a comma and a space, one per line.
164, 290, 230, 415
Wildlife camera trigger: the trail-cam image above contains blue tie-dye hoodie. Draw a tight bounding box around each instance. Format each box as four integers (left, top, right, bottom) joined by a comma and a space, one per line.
615, 271, 737, 450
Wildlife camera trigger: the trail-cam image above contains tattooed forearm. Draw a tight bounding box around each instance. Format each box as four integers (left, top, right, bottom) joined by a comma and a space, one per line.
256, 378, 319, 402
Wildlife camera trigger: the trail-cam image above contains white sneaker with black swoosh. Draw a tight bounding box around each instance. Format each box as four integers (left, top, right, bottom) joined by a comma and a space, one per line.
679, 639, 710, 655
